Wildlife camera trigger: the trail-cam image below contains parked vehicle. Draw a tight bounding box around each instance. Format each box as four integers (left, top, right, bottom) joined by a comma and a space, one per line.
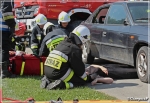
81, 1, 149, 83
14, 0, 126, 34
15, 22, 26, 36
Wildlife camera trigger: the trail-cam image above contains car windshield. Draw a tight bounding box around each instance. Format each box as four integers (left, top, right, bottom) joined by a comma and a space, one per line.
128, 2, 149, 23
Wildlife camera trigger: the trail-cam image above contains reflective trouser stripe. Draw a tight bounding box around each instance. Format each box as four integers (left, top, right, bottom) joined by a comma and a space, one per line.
12, 37, 15, 42
20, 61, 25, 75
65, 82, 70, 89
83, 77, 87, 81
15, 46, 19, 50
40, 62, 43, 76
81, 72, 87, 81
64, 82, 73, 89
31, 44, 38, 49
60, 69, 74, 82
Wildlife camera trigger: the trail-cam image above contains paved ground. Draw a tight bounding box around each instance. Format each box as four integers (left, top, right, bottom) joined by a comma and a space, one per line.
25, 48, 149, 101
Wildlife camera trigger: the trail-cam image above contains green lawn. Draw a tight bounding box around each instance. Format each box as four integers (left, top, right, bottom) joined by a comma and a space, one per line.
2, 76, 117, 101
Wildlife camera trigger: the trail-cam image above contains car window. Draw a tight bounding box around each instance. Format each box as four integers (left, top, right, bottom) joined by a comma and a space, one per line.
92, 6, 109, 24
128, 3, 149, 23
106, 4, 127, 24
94, 8, 108, 24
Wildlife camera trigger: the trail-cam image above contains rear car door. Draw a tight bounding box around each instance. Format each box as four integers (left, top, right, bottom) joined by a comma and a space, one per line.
99, 4, 131, 64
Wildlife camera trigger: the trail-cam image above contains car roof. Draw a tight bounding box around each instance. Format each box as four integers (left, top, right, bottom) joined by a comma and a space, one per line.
98, 1, 148, 8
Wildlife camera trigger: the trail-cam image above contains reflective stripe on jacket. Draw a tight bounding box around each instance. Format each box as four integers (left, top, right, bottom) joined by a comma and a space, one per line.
0, 13, 9, 31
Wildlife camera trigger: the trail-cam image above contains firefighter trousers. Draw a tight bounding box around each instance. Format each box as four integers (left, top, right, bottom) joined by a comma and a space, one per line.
46, 73, 90, 90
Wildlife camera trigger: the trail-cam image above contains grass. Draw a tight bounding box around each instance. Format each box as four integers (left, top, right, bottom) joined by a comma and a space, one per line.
2, 76, 117, 101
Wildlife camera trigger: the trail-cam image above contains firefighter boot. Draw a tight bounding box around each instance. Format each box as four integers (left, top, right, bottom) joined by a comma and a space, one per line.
46, 80, 65, 90
40, 75, 52, 89
1, 61, 16, 79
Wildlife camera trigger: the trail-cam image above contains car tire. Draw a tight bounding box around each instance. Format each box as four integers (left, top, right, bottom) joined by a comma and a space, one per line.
82, 42, 94, 64
136, 46, 148, 83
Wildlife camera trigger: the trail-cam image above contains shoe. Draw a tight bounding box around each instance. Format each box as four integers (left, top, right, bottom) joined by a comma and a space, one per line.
40, 76, 51, 89
1, 61, 17, 79
46, 80, 62, 90
2, 73, 17, 79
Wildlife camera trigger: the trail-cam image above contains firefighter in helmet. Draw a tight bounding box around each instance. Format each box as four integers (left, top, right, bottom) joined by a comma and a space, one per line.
41, 25, 92, 89
57, 11, 74, 36
43, 22, 55, 36
39, 28, 68, 57
39, 21, 67, 57
31, 14, 47, 55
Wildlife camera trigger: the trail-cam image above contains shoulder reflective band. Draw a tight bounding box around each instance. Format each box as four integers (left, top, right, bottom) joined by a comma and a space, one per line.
20, 61, 25, 75
81, 72, 87, 81
31, 43, 38, 49
46, 36, 65, 49
40, 62, 43, 76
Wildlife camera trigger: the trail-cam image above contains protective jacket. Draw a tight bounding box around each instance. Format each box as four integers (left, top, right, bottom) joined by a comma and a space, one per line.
31, 25, 45, 55
0, 0, 16, 33
44, 33, 89, 89
39, 29, 68, 56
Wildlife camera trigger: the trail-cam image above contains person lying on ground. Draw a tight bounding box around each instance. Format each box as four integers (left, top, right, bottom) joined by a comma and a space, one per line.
85, 64, 113, 85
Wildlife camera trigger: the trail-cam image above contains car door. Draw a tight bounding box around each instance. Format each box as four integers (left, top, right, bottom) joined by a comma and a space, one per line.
88, 6, 109, 58
99, 4, 131, 64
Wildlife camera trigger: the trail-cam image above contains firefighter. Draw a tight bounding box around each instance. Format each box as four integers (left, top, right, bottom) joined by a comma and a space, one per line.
57, 11, 74, 36
43, 22, 55, 36
31, 14, 47, 55
0, 0, 17, 78
42, 25, 92, 90
39, 28, 68, 57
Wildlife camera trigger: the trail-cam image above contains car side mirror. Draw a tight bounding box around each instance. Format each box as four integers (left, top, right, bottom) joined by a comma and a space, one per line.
124, 19, 130, 26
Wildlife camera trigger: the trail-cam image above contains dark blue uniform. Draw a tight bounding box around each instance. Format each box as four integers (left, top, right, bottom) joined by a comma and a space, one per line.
0, 0, 16, 78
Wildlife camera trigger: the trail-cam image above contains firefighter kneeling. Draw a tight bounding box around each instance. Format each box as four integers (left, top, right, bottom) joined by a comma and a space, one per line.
41, 25, 92, 89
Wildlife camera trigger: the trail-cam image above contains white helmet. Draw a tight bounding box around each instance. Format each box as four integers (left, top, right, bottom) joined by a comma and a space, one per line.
15, 18, 19, 31
72, 25, 90, 44
43, 22, 54, 35
58, 11, 70, 24
35, 14, 47, 25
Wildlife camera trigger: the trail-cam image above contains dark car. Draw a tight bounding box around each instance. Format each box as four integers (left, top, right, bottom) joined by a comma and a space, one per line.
81, 1, 149, 83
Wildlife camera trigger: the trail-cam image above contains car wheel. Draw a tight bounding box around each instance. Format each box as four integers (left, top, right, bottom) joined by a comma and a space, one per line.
136, 46, 148, 83
82, 42, 94, 64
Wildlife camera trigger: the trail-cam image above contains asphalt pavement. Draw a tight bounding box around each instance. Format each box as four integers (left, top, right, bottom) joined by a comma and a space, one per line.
25, 48, 149, 101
